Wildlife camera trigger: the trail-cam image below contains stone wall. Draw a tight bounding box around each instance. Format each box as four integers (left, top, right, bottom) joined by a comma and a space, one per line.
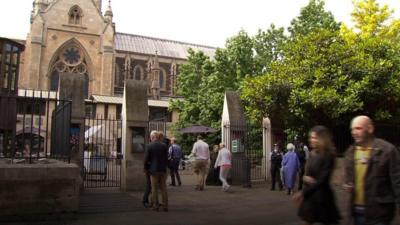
0, 159, 80, 221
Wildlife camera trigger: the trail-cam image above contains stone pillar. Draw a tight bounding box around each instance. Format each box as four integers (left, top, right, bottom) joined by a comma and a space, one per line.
221, 91, 250, 187
263, 117, 272, 182
150, 55, 160, 100
170, 60, 177, 96
27, 16, 44, 90
59, 73, 85, 182
121, 80, 149, 191
101, 47, 114, 95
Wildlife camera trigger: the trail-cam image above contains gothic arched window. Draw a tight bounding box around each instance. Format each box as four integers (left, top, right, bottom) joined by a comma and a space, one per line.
68, 5, 83, 25
50, 44, 89, 98
159, 68, 167, 90
133, 65, 143, 80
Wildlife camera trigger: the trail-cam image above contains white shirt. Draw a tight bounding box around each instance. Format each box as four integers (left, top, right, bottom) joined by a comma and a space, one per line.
214, 148, 232, 168
191, 140, 210, 160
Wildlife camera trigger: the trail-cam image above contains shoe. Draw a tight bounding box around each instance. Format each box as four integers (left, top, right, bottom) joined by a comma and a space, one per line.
169, 183, 176, 186
270, 188, 275, 191
195, 185, 200, 190
178, 183, 182, 186
142, 202, 150, 208
163, 208, 168, 212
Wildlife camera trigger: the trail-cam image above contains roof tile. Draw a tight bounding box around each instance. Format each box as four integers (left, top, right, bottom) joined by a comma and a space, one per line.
115, 33, 216, 59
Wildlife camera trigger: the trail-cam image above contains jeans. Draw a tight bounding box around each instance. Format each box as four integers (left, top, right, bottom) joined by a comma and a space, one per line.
169, 159, 181, 185
219, 166, 230, 190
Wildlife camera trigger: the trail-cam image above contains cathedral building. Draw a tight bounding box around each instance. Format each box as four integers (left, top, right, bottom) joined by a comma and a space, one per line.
17, 0, 216, 123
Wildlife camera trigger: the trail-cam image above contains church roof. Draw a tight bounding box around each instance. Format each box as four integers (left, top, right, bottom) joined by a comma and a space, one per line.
115, 33, 216, 59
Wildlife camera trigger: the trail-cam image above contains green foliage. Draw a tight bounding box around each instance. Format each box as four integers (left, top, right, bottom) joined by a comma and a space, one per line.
172, 0, 400, 146
253, 24, 287, 73
288, 0, 340, 37
241, 0, 400, 138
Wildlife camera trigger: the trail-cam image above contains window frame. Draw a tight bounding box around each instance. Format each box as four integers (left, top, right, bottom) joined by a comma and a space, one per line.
68, 5, 83, 26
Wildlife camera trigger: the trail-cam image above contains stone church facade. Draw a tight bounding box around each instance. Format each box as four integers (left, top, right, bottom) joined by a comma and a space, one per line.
18, 0, 216, 122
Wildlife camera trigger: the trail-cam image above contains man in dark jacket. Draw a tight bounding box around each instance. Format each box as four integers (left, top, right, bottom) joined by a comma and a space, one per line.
295, 143, 307, 190
344, 115, 400, 225
144, 130, 169, 212
270, 144, 283, 191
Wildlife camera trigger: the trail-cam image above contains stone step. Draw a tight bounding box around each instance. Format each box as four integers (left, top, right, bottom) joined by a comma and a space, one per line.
79, 192, 142, 214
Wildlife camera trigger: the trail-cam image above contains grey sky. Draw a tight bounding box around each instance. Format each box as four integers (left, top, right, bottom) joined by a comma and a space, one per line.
1, 0, 399, 47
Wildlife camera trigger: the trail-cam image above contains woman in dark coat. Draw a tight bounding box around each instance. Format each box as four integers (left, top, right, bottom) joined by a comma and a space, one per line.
293, 125, 341, 225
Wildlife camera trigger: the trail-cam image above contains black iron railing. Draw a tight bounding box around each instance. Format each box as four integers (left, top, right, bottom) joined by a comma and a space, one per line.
224, 121, 265, 186
0, 89, 72, 163
84, 114, 122, 188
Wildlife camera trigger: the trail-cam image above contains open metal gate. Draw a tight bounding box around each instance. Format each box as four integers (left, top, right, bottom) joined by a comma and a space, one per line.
228, 122, 266, 186
83, 116, 122, 188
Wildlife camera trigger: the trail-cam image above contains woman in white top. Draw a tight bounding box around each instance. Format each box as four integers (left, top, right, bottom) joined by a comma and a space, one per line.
214, 143, 232, 191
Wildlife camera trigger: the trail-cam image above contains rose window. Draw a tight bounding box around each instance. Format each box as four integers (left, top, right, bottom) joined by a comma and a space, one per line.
61, 47, 82, 66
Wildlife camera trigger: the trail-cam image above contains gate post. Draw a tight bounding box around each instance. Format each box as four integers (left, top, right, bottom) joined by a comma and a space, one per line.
263, 117, 272, 182
221, 91, 250, 187
121, 80, 149, 191
59, 73, 86, 185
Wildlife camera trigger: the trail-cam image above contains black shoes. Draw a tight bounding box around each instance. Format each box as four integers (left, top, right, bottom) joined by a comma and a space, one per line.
142, 202, 150, 208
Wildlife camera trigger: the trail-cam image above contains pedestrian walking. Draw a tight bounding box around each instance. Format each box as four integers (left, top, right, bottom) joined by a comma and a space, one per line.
282, 143, 300, 195
190, 135, 210, 191
343, 115, 400, 225
296, 143, 307, 191
214, 143, 232, 192
144, 130, 169, 212
270, 143, 283, 191
168, 137, 182, 186
142, 168, 152, 208
294, 125, 341, 225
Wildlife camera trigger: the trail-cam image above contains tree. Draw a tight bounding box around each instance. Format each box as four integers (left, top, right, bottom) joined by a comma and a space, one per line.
169, 30, 266, 149
340, 0, 400, 121
288, 0, 340, 37
169, 49, 214, 128
253, 24, 287, 74
348, 0, 400, 38
241, 0, 400, 140
170, 30, 261, 130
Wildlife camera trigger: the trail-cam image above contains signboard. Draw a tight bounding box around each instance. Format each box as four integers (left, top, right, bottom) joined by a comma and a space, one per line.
232, 139, 239, 153
132, 127, 145, 153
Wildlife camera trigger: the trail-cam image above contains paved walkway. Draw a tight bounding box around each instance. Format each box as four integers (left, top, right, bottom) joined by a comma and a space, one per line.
75, 185, 299, 225
4, 172, 400, 225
